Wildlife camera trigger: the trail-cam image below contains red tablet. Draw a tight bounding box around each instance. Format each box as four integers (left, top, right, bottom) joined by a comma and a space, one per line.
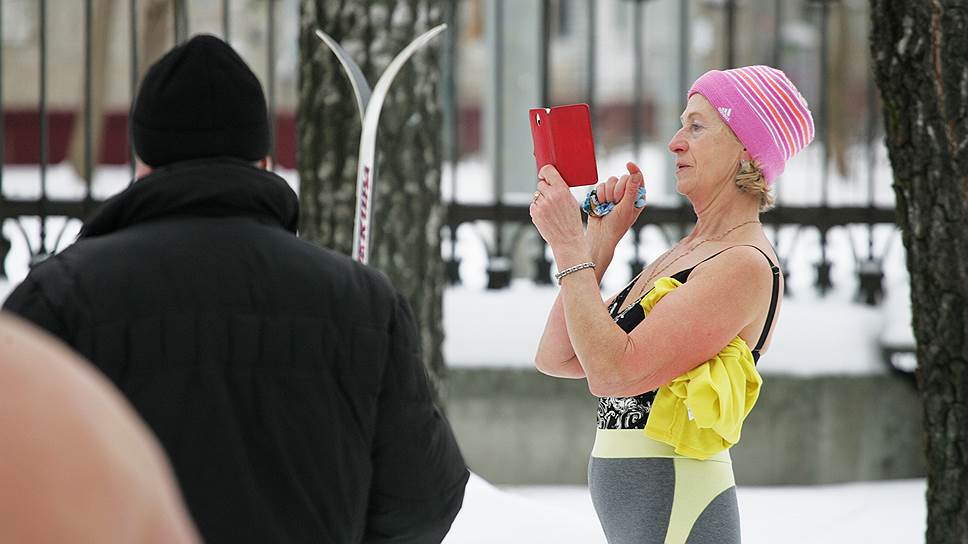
529, 103, 598, 187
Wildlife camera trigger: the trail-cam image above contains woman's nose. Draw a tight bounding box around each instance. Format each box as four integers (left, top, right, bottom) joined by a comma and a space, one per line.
668, 129, 688, 154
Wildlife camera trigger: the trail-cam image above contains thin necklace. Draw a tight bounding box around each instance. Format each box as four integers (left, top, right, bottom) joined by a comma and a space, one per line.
614, 219, 761, 318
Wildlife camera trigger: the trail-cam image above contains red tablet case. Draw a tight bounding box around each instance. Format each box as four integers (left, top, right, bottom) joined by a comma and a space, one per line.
529, 103, 598, 187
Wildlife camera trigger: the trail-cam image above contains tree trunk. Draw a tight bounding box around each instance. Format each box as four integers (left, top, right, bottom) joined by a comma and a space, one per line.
869, 1, 968, 541
297, 1, 446, 391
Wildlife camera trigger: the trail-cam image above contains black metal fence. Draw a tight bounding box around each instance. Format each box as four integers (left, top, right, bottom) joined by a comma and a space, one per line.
441, 0, 896, 309
0, 0, 279, 271
1, 0, 900, 310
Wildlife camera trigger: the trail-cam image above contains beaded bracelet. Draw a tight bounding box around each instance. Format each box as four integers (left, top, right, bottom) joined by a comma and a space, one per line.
554, 262, 596, 284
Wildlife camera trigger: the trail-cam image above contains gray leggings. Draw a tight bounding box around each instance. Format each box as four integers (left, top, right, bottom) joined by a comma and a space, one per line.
588, 456, 741, 544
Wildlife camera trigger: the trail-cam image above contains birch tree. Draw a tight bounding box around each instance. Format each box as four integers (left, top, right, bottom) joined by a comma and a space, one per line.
297, 1, 447, 389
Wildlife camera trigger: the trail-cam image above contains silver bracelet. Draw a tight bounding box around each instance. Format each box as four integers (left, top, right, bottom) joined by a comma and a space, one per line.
554, 262, 596, 284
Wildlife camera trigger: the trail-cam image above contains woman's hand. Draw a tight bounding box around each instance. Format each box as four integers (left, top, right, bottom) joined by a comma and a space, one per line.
587, 162, 647, 247
530, 165, 586, 251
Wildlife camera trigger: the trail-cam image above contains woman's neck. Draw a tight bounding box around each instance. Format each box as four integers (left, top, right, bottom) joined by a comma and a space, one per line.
687, 186, 761, 243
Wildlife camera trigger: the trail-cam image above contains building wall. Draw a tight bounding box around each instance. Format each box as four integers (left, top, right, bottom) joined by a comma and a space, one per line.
443, 367, 925, 485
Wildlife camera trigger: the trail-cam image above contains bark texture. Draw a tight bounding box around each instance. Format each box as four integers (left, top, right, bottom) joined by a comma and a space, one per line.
298, 1, 446, 389
869, 1, 968, 541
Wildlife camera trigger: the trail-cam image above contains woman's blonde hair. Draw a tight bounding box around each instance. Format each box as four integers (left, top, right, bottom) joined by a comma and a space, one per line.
735, 160, 775, 212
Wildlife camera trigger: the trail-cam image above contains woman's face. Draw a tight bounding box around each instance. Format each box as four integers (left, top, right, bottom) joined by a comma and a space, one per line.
667, 94, 745, 199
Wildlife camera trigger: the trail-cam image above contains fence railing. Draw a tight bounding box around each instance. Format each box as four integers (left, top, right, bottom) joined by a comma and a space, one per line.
441, 0, 895, 301
0, 0, 912, 374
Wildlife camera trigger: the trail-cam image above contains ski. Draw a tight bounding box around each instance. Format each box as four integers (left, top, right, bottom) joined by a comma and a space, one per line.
315, 24, 447, 264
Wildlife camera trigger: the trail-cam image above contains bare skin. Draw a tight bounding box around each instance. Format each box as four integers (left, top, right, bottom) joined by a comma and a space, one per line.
0, 313, 200, 544
530, 94, 783, 397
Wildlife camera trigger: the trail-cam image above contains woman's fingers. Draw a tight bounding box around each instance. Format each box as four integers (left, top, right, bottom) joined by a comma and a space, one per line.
588, 165, 644, 210
597, 177, 613, 203
603, 175, 628, 204
614, 175, 629, 202
626, 162, 643, 185
595, 181, 609, 200
538, 164, 565, 186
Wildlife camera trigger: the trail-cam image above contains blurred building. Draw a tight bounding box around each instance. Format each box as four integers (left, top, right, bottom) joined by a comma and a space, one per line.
2, 0, 877, 183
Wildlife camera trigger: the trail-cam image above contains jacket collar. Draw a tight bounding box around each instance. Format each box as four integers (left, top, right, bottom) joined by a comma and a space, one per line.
80, 157, 299, 238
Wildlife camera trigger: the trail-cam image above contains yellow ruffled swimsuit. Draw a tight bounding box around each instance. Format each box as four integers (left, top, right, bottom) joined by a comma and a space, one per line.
588, 245, 780, 544
641, 277, 763, 460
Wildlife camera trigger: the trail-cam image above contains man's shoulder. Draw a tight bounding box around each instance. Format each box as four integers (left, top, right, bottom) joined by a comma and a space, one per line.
285, 237, 401, 303
13, 249, 77, 291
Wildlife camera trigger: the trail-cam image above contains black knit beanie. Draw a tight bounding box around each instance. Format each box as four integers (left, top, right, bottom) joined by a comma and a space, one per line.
131, 34, 269, 167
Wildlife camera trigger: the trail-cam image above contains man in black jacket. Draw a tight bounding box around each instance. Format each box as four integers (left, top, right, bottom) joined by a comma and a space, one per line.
3, 34, 468, 543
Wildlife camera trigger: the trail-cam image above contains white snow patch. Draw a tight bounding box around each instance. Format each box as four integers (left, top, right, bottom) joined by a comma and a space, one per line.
444, 473, 607, 543
445, 476, 926, 543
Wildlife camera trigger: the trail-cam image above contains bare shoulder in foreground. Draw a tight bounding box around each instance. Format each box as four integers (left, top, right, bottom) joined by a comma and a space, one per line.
0, 313, 200, 544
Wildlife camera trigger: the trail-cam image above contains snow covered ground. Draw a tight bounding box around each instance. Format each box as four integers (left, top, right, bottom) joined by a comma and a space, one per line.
445, 474, 927, 543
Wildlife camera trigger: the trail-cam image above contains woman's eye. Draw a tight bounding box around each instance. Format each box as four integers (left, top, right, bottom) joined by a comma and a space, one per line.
690, 123, 703, 132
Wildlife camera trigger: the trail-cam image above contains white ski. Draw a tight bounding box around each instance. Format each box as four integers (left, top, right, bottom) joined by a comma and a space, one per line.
315, 24, 447, 264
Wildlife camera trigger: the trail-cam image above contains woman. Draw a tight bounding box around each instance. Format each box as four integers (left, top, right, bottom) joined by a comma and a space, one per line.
529, 65, 814, 543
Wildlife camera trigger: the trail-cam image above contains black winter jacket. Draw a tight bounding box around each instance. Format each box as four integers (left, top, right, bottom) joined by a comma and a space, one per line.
3, 158, 469, 543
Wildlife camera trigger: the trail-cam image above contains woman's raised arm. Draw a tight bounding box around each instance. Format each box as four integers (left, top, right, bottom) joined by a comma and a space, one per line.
534, 163, 646, 379
534, 229, 616, 378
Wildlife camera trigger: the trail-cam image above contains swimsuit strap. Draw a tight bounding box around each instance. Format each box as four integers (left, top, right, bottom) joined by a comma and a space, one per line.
608, 274, 639, 318
684, 244, 781, 354
749, 246, 781, 353
611, 246, 781, 347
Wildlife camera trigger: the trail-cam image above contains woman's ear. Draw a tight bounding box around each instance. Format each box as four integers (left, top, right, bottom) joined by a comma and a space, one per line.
740, 148, 752, 162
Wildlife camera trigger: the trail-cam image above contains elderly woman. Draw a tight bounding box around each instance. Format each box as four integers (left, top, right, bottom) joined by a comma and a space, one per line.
530, 65, 813, 543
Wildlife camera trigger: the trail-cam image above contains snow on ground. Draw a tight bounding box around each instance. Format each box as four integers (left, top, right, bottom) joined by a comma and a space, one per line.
444, 474, 607, 543
445, 474, 927, 543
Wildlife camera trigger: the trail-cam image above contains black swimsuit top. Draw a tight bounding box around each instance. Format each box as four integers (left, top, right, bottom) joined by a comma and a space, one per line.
597, 245, 781, 430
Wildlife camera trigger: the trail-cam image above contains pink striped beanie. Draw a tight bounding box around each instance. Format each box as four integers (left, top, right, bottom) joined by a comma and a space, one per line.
688, 65, 815, 185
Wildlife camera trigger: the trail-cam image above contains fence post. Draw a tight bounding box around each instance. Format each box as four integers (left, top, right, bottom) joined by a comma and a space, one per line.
813, 0, 834, 295
0, 0, 7, 278
442, 0, 462, 285
36, 0, 49, 262
267, 0, 276, 167
128, 0, 138, 181
222, 0, 230, 42
724, 0, 736, 68
486, 0, 510, 289
174, 0, 188, 44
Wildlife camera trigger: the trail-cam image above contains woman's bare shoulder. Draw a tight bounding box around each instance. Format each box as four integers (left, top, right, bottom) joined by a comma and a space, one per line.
682, 244, 775, 302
